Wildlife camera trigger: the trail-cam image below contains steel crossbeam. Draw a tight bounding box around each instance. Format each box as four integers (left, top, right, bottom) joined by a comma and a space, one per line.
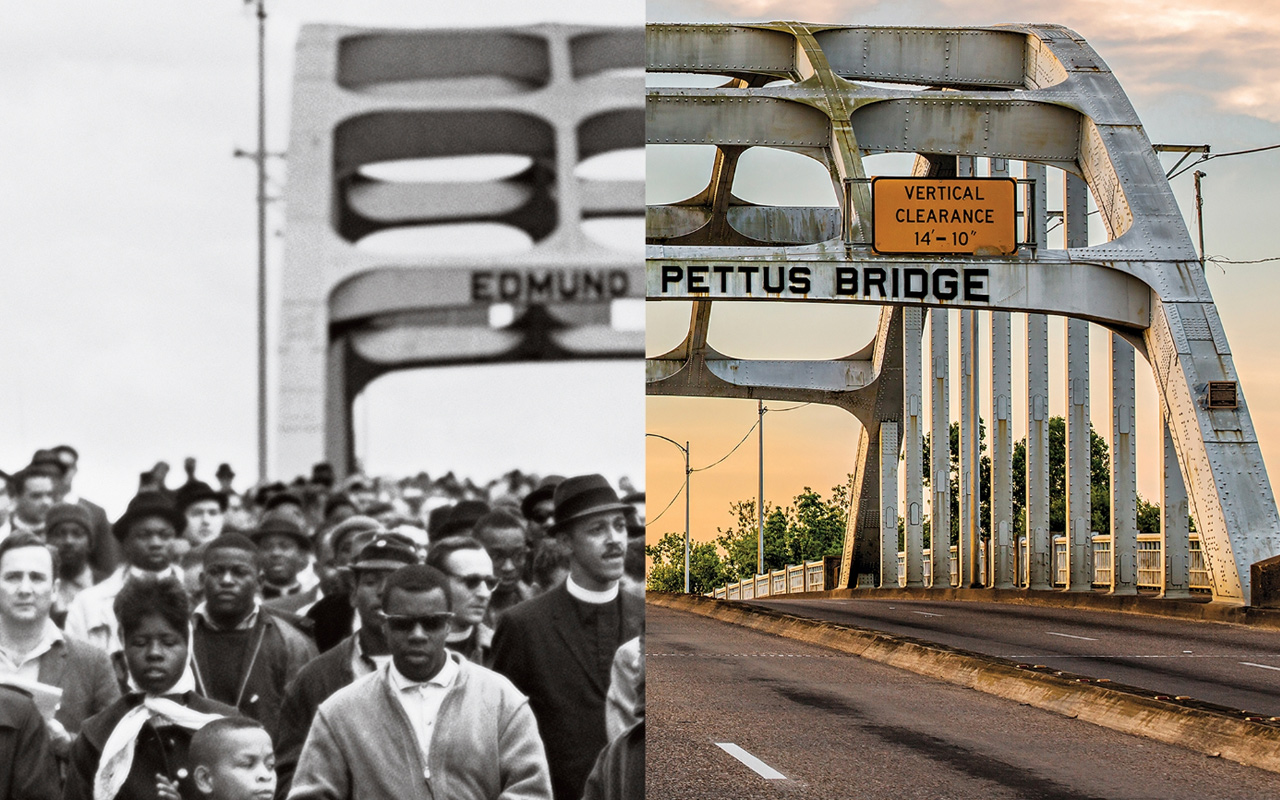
645, 22, 1280, 603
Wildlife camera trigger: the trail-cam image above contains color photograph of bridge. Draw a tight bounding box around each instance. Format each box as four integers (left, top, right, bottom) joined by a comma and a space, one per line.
646, 4, 1280, 795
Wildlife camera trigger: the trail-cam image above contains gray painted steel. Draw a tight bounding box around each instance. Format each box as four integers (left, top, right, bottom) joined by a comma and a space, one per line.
278, 24, 643, 477
645, 22, 1280, 604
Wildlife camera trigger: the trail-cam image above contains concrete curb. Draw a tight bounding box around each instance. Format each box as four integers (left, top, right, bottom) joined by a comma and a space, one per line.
757, 586, 1280, 631
648, 592, 1280, 774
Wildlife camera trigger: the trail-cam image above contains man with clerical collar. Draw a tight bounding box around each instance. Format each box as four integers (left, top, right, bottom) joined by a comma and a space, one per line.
425, 536, 497, 667
64, 575, 236, 800
472, 510, 535, 623
64, 492, 186, 662
272, 531, 416, 800
291, 564, 552, 800
189, 534, 316, 742
0, 533, 119, 759
44, 502, 110, 624
491, 474, 644, 800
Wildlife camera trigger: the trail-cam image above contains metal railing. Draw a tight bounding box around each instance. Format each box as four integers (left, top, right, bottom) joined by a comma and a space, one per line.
707, 538, 1210, 597
709, 558, 831, 600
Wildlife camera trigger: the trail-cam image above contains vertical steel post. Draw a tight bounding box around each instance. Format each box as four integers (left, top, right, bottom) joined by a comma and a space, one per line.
989, 153, 1013, 589
957, 157, 981, 587
1161, 412, 1192, 598
1064, 173, 1092, 591
1110, 336, 1137, 594
880, 422, 901, 588
1025, 163, 1052, 590
959, 309, 981, 587
904, 308, 925, 587
991, 308, 1014, 588
930, 309, 951, 588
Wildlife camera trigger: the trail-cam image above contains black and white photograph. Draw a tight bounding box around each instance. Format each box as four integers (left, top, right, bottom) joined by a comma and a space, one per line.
0, 2, 643, 799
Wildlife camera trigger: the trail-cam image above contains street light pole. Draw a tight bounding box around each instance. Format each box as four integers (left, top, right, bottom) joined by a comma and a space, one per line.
255, 0, 268, 484
758, 400, 765, 576
647, 433, 691, 592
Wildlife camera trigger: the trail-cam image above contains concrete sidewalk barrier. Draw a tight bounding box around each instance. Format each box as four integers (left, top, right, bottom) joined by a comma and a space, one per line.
648, 592, 1280, 774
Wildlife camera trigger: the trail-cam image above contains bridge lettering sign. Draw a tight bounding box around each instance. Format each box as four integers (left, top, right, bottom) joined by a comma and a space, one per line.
872, 177, 1017, 256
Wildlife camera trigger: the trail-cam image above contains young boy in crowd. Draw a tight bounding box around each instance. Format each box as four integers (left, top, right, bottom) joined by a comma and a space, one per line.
165, 717, 275, 800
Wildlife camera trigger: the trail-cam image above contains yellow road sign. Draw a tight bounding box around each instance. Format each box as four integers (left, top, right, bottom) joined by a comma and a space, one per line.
872, 177, 1017, 256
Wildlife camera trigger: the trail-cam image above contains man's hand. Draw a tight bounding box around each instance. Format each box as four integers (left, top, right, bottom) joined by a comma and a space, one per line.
45, 718, 72, 758
156, 774, 182, 800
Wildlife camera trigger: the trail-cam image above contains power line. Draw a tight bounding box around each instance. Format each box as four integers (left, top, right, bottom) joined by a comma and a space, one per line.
1206, 254, 1280, 265
1169, 142, 1280, 181
770, 402, 812, 413
691, 419, 761, 473
646, 481, 685, 528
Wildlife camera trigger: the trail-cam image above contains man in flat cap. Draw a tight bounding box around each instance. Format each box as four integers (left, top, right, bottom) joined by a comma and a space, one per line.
491, 474, 643, 800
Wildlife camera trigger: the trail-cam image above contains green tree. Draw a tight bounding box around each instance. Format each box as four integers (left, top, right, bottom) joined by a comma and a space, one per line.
714, 482, 853, 580
787, 484, 850, 564
645, 531, 728, 593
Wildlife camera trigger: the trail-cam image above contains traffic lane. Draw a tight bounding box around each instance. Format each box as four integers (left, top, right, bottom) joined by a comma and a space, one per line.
647, 604, 1280, 800
753, 598, 1280, 716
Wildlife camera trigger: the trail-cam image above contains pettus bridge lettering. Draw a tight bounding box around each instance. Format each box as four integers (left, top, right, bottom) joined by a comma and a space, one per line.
657, 263, 990, 303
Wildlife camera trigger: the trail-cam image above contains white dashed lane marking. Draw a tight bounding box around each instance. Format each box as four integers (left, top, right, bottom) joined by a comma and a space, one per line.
714, 742, 788, 780
912, 611, 944, 617
1046, 631, 1098, 641
1240, 661, 1280, 672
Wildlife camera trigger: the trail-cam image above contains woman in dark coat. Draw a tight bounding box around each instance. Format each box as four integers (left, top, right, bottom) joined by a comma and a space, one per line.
64, 575, 235, 800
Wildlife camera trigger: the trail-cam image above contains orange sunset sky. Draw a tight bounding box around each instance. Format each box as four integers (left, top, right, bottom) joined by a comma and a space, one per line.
644, 1, 1280, 561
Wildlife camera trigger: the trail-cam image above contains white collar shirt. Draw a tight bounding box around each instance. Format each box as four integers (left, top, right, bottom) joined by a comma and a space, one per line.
0, 618, 64, 681
385, 654, 459, 779
349, 632, 390, 679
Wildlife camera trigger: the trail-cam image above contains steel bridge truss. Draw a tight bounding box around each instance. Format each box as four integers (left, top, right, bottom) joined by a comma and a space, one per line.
278, 24, 644, 479
645, 22, 1280, 605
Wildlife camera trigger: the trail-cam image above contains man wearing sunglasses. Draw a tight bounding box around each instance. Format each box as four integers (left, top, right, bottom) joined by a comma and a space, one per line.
291, 564, 552, 800
425, 537, 497, 667
491, 474, 644, 800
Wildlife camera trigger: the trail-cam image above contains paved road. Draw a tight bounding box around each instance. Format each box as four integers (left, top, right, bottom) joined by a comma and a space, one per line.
751, 597, 1280, 717
648, 603, 1280, 800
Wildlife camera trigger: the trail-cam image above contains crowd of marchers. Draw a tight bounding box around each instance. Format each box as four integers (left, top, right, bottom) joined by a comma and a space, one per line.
0, 446, 645, 800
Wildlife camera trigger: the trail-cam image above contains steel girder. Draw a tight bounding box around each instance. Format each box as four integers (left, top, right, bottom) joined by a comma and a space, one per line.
645, 22, 1280, 603
278, 25, 644, 477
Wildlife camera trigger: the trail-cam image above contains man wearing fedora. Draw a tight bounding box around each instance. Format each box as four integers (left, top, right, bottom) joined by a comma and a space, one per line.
63, 492, 185, 667
252, 517, 312, 600
491, 474, 643, 800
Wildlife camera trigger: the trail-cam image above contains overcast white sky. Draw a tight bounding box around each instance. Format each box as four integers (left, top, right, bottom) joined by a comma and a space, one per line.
0, 0, 643, 514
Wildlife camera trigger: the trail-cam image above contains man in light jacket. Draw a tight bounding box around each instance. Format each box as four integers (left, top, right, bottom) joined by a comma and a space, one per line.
290, 564, 551, 800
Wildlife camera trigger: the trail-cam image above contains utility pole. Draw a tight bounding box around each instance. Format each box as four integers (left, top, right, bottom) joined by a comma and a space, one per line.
758, 400, 765, 575
1194, 170, 1206, 268
684, 441, 691, 593
646, 434, 691, 592
233, 0, 270, 483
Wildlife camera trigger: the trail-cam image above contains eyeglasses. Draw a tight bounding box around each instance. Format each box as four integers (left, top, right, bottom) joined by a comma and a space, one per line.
380, 612, 455, 633
450, 573, 499, 591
